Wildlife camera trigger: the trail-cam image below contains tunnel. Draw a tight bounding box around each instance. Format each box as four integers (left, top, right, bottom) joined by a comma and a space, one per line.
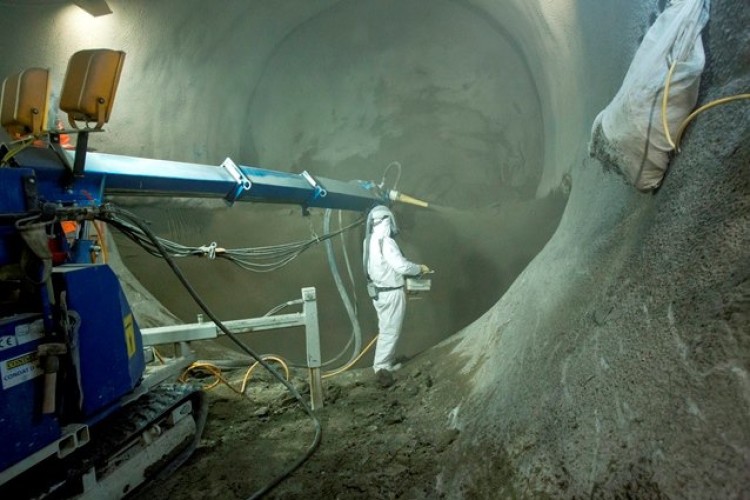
0, 0, 747, 498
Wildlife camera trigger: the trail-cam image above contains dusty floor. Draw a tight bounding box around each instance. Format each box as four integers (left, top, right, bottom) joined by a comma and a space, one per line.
133, 346, 459, 500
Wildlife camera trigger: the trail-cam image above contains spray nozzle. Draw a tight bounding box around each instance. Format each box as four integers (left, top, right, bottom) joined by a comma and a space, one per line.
388, 190, 429, 208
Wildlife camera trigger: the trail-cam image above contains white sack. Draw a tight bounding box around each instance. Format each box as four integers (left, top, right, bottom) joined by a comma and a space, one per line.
590, 0, 710, 191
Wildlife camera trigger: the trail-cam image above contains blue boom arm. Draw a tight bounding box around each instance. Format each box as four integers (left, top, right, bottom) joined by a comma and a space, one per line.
0, 146, 387, 215
84, 152, 386, 210
0, 47, 426, 494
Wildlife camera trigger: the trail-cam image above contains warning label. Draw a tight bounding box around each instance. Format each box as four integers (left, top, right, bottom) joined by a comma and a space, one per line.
1, 351, 43, 390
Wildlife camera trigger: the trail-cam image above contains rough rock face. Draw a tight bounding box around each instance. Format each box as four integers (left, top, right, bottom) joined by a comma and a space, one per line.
438, 1, 750, 497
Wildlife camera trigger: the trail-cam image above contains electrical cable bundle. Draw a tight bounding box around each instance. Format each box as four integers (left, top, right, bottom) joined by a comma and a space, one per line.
103, 207, 365, 272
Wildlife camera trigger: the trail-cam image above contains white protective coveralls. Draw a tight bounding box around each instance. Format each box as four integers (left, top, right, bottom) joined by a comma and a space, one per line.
366, 208, 421, 372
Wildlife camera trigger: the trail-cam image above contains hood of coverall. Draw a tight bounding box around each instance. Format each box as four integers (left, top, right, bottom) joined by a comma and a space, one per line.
367, 205, 399, 237
363, 205, 399, 278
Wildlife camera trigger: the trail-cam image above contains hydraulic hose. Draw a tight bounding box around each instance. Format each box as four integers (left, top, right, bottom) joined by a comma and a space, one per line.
338, 209, 359, 312
263, 299, 303, 317
324, 208, 362, 365
381, 161, 402, 191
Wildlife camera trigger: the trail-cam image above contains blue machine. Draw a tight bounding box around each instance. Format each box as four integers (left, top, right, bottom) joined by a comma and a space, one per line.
0, 139, 392, 497
0, 313, 59, 471
0, 49, 399, 497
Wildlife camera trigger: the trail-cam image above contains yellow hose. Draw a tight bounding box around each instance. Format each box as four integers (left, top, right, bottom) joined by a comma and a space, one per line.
180, 355, 291, 396
674, 93, 750, 148
662, 60, 749, 151
662, 61, 679, 150
153, 347, 166, 364
180, 334, 378, 393
238, 355, 290, 393
180, 362, 226, 391
1, 138, 34, 164
322, 334, 378, 379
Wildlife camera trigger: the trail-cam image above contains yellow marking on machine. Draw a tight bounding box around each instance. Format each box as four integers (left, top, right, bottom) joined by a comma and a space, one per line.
7, 352, 37, 369
124, 314, 136, 357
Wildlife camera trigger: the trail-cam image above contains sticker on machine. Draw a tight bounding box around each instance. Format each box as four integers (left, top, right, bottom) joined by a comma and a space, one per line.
0, 319, 45, 352
15, 319, 44, 346
1, 351, 43, 390
0, 336, 17, 351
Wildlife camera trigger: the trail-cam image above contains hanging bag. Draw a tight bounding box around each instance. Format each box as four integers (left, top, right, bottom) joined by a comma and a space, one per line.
590, 0, 710, 191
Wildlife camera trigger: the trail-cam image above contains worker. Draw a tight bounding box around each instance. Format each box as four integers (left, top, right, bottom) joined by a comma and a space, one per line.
363, 205, 430, 388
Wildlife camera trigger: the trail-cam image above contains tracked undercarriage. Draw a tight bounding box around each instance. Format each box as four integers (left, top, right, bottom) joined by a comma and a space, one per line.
1, 384, 206, 499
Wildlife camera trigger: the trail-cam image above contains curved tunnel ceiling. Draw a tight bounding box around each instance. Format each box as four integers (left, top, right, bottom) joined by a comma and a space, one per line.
245, 0, 545, 207
0, 0, 605, 359
0, 0, 574, 361
0, 0, 634, 359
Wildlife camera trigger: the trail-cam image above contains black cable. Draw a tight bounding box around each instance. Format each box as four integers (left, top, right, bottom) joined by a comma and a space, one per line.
99, 205, 321, 500
104, 211, 364, 272
107, 208, 361, 365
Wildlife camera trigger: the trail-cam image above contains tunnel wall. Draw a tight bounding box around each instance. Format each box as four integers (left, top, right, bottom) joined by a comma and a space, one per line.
0, 0, 570, 360
0, 0, 340, 163
244, 0, 545, 206
0, 0, 627, 198
1, 1, 747, 497
436, 0, 750, 497
466, 0, 655, 195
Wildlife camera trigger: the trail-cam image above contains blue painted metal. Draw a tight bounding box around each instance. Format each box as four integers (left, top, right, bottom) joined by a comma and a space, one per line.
52, 265, 144, 422
0, 168, 34, 214
0, 144, 387, 478
5, 149, 104, 208
10, 147, 388, 212
0, 266, 144, 474
83, 152, 386, 210
0, 313, 60, 472
70, 239, 95, 264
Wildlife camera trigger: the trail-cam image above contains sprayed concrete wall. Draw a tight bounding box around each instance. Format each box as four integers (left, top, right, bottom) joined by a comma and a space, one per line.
0, 0, 568, 361
435, 1, 750, 497
1, 0, 747, 496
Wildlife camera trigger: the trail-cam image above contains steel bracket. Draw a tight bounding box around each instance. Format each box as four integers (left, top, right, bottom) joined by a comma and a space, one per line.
221, 157, 252, 205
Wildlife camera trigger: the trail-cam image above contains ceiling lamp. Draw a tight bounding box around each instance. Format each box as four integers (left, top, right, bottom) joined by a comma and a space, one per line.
72, 0, 112, 17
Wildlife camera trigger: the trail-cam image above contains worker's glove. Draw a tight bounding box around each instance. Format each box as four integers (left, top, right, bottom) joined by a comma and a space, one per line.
420, 264, 431, 275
